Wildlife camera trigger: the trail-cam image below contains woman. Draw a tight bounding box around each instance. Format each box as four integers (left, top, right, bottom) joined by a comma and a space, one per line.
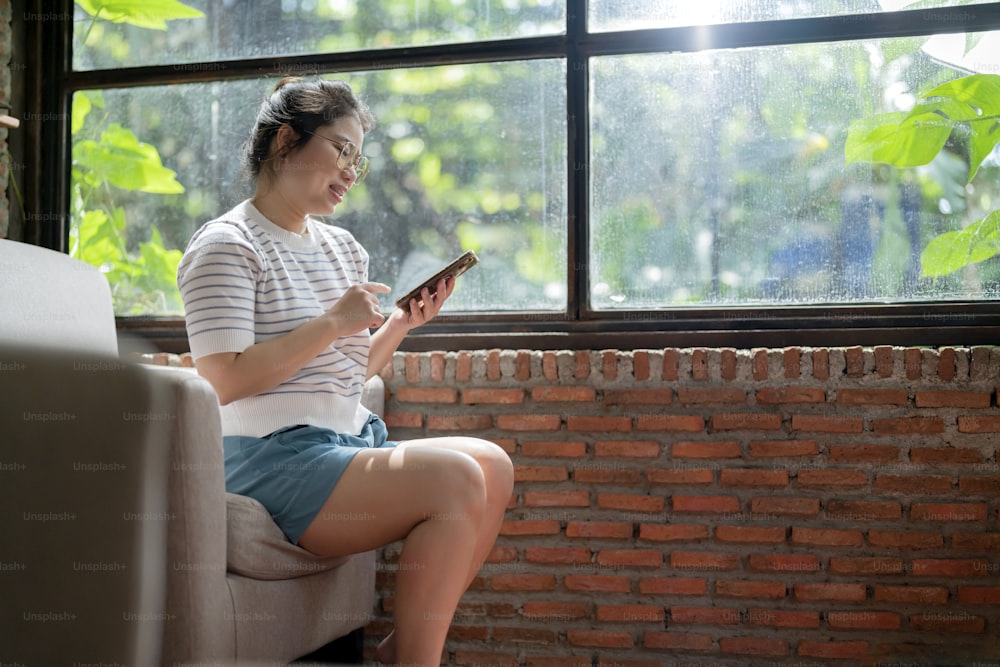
177, 77, 513, 666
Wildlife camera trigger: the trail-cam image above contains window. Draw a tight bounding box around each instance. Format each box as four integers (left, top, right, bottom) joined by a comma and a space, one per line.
31, 0, 1000, 349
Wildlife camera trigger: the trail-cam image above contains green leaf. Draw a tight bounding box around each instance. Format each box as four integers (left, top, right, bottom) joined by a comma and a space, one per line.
72, 92, 92, 135
924, 73, 1000, 117
75, 0, 204, 30
845, 111, 951, 167
921, 210, 1000, 277
967, 118, 1000, 182
74, 123, 185, 194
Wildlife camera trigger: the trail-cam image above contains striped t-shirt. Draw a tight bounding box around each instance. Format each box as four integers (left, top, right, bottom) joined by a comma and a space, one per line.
177, 199, 371, 438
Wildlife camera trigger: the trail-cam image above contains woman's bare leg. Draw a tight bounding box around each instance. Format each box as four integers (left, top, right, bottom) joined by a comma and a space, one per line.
297, 445, 490, 666
373, 437, 514, 664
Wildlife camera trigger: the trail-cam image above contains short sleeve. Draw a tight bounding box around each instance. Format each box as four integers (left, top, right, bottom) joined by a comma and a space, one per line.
177, 222, 263, 360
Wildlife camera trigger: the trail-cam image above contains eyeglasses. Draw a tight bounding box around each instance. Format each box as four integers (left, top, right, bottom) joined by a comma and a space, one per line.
306, 131, 370, 184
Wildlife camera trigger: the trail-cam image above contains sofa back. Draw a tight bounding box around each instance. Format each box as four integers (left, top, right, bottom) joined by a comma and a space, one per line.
0, 240, 118, 356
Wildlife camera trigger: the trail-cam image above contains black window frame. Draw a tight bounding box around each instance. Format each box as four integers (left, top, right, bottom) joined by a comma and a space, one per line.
24, 0, 1000, 352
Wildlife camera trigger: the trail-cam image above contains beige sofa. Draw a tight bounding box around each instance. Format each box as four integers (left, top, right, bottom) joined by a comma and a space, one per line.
0, 239, 377, 665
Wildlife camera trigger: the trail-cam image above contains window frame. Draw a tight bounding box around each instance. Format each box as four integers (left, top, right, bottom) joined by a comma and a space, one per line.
27, 0, 1000, 352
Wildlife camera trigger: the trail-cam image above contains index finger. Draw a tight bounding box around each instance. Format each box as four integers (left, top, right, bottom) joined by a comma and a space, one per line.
361, 282, 392, 294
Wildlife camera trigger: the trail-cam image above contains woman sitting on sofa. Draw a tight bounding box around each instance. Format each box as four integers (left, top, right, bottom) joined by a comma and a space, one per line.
177, 76, 514, 667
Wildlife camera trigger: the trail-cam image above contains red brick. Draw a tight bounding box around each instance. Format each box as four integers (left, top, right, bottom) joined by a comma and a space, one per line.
670, 551, 739, 571
404, 352, 421, 382
486, 547, 518, 564
604, 388, 672, 405
752, 349, 769, 380
643, 631, 712, 651
720, 348, 737, 380
952, 532, 1000, 550
755, 386, 825, 404
638, 577, 707, 596
874, 474, 952, 494
514, 465, 568, 482
636, 414, 704, 431
670, 606, 739, 625
531, 386, 595, 402
524, 491, 589, 508
791, 527, 863, 547
567, 415, 632, 432
715, 525, 785, 544
715, 579, 786, 599
497, 414, 561, 431
911, 503, 988, 522
836, 388, 908, 405
639, 524, 709, 542
596, 605, 664, 623
903, 347, 922, 380
455, 351, 472, 381
594, 440, 660, 458
791, 414, 863, 433
711, 412, 782, 430
454, 651, 517, 667
845, 346, 865, 377
564, 574, 630, 593
673, 495, 740, 514
910, 446, 984, 464
541, 351, 558, 380
522, 601, 588, 621
602, 351, 619, 381
566, 521, 632, 539
746, 608, 820, 629
826, 499, 900, 521
938, 347, 957, 380
677, 387, 746, 404
514, 349, 531, 381
720, 468, 788, 487
868, 530, 943, 549
500, 520, 560, 536
958, 415, 1000, 433
911, 559, 991, 577
916, 390, 991, 408
797, 469, 867, 487
958, 586, 1000, 604
874, 585, 948, 605
783, 348, 801, 378
874, 345, 894, 377
797, 640, 871, 660
463, 388, 525, 404
794, 583, 866, 602
829, 557, 902, 575
427, 414, 493, 430
828, 611, 901, 630
490, 574, 556, 591
749, 439, 819, 457
752, 496, 820, 517
492, 626, 558, 644
909, 612, 986, 633
647, 467, 714, 485
384, 412, 423, 428
520, 440, 586, 458
959, 476, 1000, 494
873, 417, 945, 435
598, 549, 663, 568
719, 636, 788, 657
662, 349, 679, 381
633, 350, 650, 381
672, 440, 741, 459
749, 553, 820, 573
597, 493, 665, 513
448, 625, 489, 642
829, 443, 900, 463
575, 350, 590, 380
573, 467, 642, 485
812, 348, 829, 380
524, 547, 591, 564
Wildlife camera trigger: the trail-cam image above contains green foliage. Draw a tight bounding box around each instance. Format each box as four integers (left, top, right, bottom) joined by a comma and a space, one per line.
847, 73, 1000, 278
70, 1, 199, 315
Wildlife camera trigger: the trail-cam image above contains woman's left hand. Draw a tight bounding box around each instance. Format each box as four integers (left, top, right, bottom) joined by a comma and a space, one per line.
389, 276, 455, 330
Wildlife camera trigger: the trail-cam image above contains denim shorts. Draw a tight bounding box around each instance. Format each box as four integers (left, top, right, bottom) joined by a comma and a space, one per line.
222, 414, 396, 544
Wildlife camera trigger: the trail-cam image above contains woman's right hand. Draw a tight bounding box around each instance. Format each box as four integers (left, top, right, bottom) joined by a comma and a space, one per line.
327, 282, 391, 335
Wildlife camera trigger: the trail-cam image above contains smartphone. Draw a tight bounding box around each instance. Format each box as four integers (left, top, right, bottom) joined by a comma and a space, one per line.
394, 250, 479, 309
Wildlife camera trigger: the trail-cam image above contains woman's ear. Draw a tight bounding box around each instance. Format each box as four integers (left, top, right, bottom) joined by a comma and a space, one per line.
274, 123, 300, 157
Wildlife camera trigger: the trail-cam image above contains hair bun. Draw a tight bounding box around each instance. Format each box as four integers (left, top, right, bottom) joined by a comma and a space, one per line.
274, 76, 304, 92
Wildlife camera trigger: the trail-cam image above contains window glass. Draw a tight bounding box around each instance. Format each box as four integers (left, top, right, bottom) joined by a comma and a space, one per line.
72, 0, 566, 71
69, 61, 567, 315
588, 32, 1000, 309
589, 0, 990, 31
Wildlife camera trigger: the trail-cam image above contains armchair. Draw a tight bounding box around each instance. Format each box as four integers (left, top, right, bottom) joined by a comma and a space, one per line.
0, 239, 378, 665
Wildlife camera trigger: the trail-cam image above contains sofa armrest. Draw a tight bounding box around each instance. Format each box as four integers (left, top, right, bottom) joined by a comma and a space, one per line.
140, 365, 235, 662
361, 374, 385, 416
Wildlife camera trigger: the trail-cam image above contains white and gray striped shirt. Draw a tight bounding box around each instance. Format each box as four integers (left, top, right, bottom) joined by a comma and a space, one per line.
177, 199, 371, 438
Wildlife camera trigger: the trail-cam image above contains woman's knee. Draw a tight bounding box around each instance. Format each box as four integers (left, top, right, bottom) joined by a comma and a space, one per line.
420, 448, 488, 523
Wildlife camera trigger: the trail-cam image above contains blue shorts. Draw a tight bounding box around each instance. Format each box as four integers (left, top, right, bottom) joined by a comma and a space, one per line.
222, 414, 397, 544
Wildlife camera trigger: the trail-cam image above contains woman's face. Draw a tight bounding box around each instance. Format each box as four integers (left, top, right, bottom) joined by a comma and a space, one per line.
278, 114, 366, 217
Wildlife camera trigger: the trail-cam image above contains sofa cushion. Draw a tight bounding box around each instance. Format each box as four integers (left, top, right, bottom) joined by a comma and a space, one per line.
226, 493, 348, 580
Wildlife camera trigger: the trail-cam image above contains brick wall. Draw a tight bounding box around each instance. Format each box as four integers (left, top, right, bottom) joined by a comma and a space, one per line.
368, 346, 1000, 666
